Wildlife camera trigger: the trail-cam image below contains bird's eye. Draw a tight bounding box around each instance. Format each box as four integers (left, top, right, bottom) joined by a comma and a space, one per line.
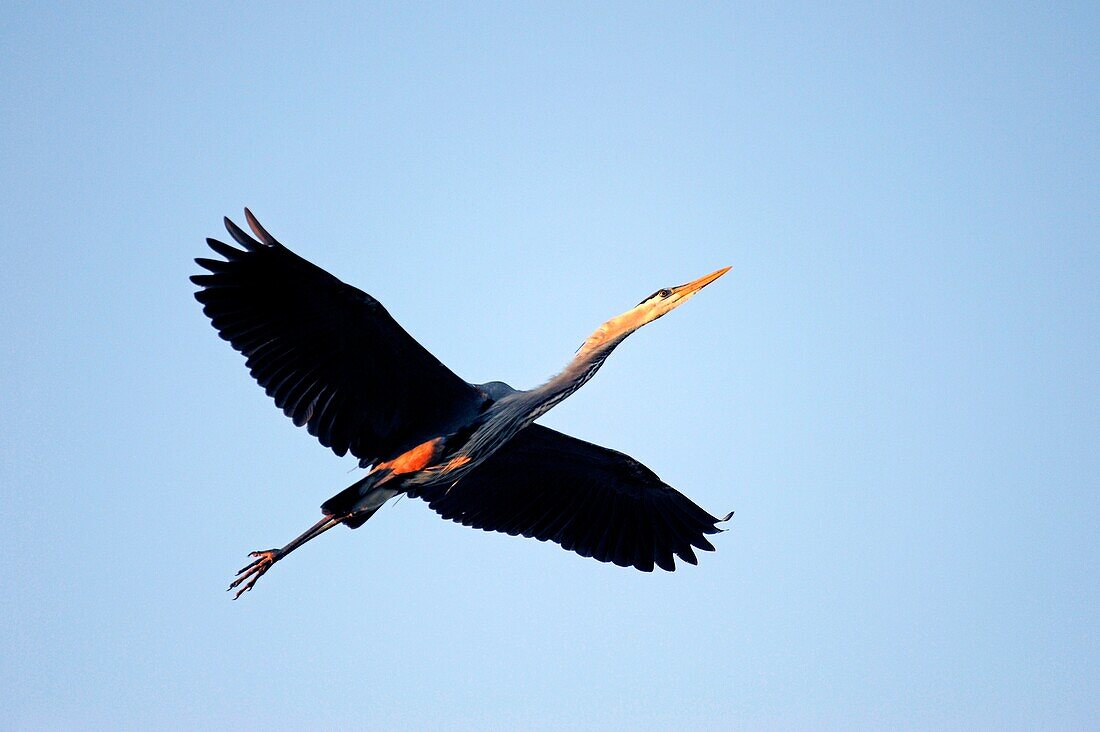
659, 289, 672, 298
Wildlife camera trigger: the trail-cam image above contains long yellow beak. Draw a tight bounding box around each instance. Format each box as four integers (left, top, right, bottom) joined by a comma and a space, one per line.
672, 266, 731, 298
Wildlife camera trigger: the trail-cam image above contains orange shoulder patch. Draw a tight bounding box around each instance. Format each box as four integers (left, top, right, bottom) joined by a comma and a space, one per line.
382, 438, 445, 475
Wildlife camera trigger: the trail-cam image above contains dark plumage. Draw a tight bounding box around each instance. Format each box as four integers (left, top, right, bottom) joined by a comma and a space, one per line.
409, 424, 731, 572
193, 210, 732, 597
193, 212, 484, 466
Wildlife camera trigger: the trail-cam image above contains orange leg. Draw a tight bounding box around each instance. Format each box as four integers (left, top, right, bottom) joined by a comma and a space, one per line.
228, 514, 342, 599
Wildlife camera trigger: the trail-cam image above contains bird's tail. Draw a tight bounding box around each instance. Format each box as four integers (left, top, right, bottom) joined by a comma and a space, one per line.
341, 506, 381, 530
320, 469, 398, 529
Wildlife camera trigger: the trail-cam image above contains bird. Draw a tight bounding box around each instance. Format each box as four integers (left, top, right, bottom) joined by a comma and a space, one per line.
192, 210, 733, 598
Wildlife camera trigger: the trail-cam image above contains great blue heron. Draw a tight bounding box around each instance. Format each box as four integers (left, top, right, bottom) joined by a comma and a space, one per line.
193, 210, 732, 598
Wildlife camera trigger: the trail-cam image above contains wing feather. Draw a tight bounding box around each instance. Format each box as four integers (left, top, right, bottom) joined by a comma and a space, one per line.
193, 210, 484, 465
414, 424, 731, 571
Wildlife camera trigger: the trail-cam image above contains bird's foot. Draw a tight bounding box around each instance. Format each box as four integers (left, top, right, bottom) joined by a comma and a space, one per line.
228, 549, 282, 600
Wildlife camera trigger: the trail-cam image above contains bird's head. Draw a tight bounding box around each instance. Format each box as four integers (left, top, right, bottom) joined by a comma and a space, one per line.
633, 265, 732, 324
579, 266, 731, 354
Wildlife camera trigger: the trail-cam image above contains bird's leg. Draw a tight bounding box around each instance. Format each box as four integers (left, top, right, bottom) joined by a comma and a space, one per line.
228, 514, 343, 599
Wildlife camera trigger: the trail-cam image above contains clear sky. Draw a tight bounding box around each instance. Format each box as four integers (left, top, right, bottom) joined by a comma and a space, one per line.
1, 2, 1097, 729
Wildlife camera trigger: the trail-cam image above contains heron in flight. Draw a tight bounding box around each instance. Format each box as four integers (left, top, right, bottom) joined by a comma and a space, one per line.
192, 210, 732, 598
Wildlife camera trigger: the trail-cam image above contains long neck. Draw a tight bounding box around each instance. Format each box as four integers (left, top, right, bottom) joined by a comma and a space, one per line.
406, 315, 639, 489
523, 314, 639, 420
466, 327, 632, 457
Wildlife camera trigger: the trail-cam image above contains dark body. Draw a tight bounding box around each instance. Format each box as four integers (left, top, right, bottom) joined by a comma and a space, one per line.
192, 211, 731, 597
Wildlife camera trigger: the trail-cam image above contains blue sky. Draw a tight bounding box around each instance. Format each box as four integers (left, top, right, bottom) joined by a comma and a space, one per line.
1, 2, 1097, 728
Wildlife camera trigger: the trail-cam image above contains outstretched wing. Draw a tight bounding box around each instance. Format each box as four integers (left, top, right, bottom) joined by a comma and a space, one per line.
191, 210, 484, 466
410, 424, 732, 571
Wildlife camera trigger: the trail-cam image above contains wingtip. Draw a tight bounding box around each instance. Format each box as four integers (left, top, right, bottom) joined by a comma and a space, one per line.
244, 207, 279, 246
223, 215, 263, 250
205, 237, 243, 261
675, 545, 699, 565
712, 511, 735, 533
